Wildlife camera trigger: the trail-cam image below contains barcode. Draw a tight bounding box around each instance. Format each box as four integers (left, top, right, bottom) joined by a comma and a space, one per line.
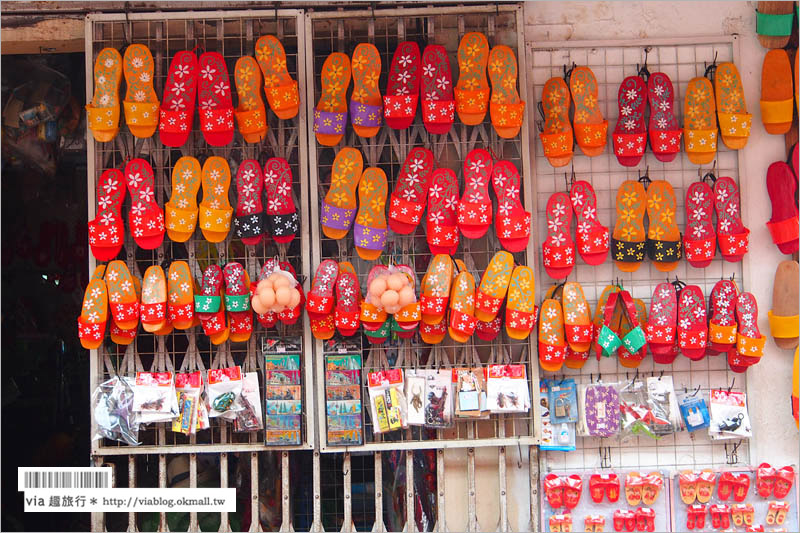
21, 469, 110, 489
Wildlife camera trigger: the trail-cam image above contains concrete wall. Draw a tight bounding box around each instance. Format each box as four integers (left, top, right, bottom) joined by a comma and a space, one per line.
446, 3, 798, 531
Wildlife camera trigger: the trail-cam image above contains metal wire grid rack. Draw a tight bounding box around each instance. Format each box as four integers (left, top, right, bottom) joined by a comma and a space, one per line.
526, 36, 753, 473
85, 9, 315, 457
304, 4, 541, 452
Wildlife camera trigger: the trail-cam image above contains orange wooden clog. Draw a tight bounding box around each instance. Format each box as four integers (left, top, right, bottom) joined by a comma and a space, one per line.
123, 44, 159, 138
569, 66, 608, 157
487, 45, 524, 138
455, 32, 490, 126
761, 49, 794, 135
540, 77, 573, 167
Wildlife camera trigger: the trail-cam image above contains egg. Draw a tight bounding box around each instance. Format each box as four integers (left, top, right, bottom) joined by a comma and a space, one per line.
370, 277, 388, 297
380, 289, 399, 308
252, 297, 268, 315
368, 294, 382, 308
272, 304, 285, 313
387, 273, 406, 291
258, 288, 276, 308
275, 286, 292, 306
273, 275, 290, 289
288, 289, 301, 309
257, 279, 272, 292
385, 304, 401, 314
398, 286, 415, 307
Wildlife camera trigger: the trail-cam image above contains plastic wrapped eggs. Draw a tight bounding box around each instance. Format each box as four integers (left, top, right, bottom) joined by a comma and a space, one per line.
367, 269, 416, 314
252, 271, 301, 315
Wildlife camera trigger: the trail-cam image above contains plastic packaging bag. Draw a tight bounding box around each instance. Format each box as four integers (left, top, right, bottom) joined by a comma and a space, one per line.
539, 379, 576, 451
679, 390, 710, 432
423, 369, 453, 428
548, 378, 578, 424
618, 379, 657, 441
645, 375, 682, 434
92, 376, 140, 446
453, 367, 488, 418
235, 371, 264, 432
251, 263, 302, 316
367, 369, 407, 434
708, 388, 752, 440
207, 366, 244, 418
133, 371, 178, 424
405, 371, 426, 426
172, 371, 203, 435
486, 364, 531, 413
578, 382, 620, 438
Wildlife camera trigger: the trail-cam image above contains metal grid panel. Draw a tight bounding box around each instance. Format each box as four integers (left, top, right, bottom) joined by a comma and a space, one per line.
527, 37, 751, 472
305, 5, 541, 452
85, 9, 315, 455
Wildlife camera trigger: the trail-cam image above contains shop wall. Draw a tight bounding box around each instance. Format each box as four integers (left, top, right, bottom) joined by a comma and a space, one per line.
445, 2, 798, 531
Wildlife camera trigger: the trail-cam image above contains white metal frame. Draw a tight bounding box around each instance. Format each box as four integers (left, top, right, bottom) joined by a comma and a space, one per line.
526, 35, 754, 478
303, 3, 541, 455
85, 8, 314, 450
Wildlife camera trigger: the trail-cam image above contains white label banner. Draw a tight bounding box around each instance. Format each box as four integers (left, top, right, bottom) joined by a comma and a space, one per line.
23, 488, 236, 512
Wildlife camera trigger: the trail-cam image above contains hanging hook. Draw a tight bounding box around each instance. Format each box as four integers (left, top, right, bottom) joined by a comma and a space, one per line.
658, 370, 664, 381
638, 165, 652, 187
690, 385, 701, 397
728, 377, 735, 393
536, 101, 545, 133
704, 51, 719, 80
725, 440, 741, 465
517, 441, 523, 469
563, 62, 576, 83
637, 46, 651, 81
599, 446, 612, 469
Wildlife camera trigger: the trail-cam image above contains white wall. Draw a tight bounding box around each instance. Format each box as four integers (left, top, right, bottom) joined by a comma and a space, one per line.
446, 2, 798, 530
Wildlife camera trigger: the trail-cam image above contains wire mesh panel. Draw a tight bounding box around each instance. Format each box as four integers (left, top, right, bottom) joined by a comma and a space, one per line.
305, 4, 540, 452
527, 37, 751, 472
85, 9, 315, 454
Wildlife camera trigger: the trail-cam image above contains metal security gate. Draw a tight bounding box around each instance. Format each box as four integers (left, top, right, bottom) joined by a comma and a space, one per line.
85, 4, 540, 532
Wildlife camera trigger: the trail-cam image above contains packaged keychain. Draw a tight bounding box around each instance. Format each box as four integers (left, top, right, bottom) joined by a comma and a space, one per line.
678, 389, 710, 432
423, 369, 453, 428
548, 378, 578, 424
235, 372, 263, 432
709, 388, 752, 439
207, 366, 244, 418
405, 371, 426, 426
133, 371, 178, 424
486, 364, 531, 413
367, 369, 407, 434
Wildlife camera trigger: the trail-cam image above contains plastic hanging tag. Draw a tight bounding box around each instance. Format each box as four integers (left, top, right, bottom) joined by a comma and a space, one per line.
367, 369, 407, 434
539, 379, 576, 452
134, 371, 178, 424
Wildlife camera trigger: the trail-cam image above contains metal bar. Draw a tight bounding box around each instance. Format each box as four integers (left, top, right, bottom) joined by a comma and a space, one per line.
310, 450, 324, 532
372, 452, 387, 533
496, 447, 509, 533
530, 34, 737, 50
251, 452, 264, 533
127, 455, 138, 532
279, 452, 292, 533
306, 4, 518, 20
158, 454, 168, 532
405, 450, 416, 533
466, 447, 478, 532
434, 449, 446, 533
94, 442, 313, 455
219, 452, 232, 532
87, 8, 305, 22
188, 453, 200, 533
529, 446, 539, 533
341, 453, 354, 533
319, 436, 539, 453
